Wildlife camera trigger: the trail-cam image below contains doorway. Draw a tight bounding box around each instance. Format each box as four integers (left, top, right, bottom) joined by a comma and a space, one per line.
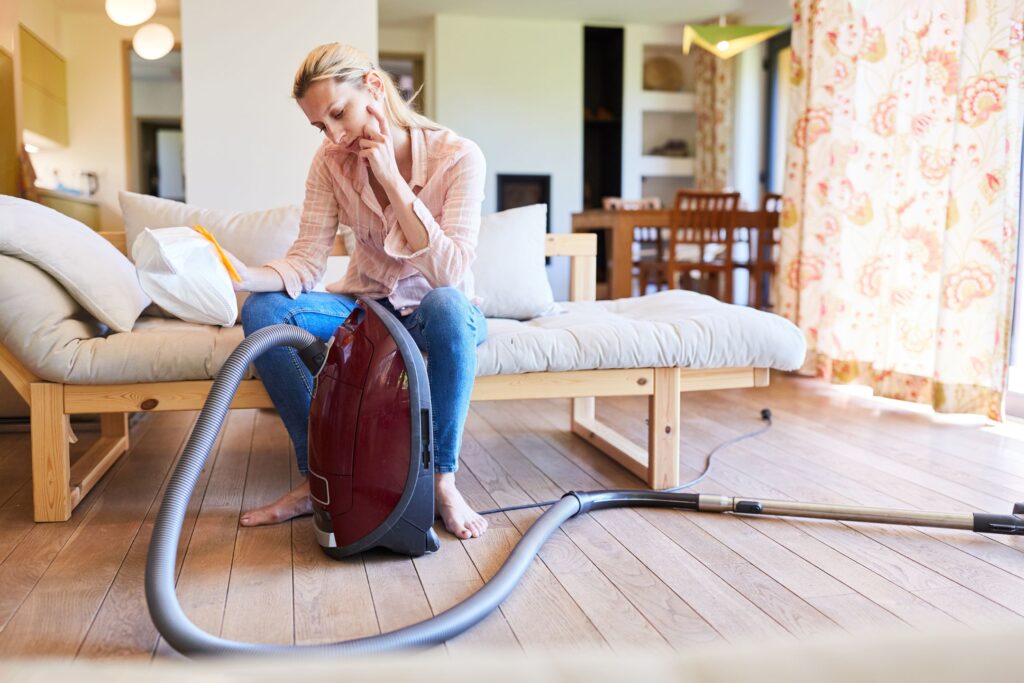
123, 43, 183, 198
380, 53, 426, 114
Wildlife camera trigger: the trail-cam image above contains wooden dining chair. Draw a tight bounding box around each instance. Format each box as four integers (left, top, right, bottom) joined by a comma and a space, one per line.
602, 196, 667, 295
659, 189, 741, 302
749, 193, 783, 310
635, 224, 667, 293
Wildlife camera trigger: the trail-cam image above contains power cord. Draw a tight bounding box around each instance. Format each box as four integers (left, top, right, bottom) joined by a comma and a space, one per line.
476, 408, 773, 516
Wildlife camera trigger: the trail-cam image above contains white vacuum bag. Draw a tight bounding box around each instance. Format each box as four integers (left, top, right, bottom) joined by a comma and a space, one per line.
133, 226, 238, 327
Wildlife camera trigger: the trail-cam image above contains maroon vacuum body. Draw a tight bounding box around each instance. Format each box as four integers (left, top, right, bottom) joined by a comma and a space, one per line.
307, 298, 439, 558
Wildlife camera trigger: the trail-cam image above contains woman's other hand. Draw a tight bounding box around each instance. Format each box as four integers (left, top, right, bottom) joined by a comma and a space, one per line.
359, 103, 400, 184
221, 248, 252, 292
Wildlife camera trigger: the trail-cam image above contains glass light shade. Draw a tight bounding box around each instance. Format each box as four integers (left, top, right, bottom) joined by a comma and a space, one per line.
105, 0, 156, 27
132, 23, 175, 60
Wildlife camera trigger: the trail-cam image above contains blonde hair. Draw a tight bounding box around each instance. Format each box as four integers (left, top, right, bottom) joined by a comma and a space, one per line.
293, 43, 441, 131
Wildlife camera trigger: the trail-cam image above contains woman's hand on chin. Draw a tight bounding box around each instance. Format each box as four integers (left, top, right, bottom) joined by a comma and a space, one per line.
358, 103, 400, 185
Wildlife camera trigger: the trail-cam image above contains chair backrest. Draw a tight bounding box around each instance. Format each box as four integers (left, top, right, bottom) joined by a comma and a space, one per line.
668, 189, 741, 263
602, 196, 663, 211
757, 193, 783, 265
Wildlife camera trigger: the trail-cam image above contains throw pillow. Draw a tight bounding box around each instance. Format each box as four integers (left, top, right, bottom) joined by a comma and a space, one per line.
0, 196, 150, 332
472, 204, 561, 320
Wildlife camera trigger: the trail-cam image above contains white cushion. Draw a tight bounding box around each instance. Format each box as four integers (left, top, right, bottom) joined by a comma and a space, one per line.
0, 196, 150, 333
119, 192, 355, 317
118, 191, 303, 267
471, 204, 561, 320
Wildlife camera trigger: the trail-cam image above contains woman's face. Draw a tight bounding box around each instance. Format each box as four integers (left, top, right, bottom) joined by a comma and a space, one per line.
298, 76, 379, 151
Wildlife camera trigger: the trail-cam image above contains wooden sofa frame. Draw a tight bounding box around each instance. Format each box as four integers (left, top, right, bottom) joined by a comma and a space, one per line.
1, 231, 768, 522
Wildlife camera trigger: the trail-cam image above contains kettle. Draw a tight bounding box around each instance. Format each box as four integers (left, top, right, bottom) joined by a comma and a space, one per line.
80, 171, 99, 197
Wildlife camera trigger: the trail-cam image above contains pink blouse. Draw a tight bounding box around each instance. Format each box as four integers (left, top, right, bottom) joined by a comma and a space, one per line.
265, 126, 486, 315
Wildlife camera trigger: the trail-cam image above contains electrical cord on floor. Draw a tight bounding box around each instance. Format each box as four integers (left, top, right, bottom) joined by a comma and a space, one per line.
476, 408, 773, 516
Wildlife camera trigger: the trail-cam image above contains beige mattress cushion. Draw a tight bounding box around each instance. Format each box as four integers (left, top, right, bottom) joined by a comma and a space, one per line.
9, 259, 804, 383
477, 290, 806, 376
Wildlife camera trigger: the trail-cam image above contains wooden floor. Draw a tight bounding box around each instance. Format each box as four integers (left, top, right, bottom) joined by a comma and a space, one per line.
0, 373, 1023, 658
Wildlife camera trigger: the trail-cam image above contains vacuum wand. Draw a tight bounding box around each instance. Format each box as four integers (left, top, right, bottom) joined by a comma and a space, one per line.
692, 495, 1024, 535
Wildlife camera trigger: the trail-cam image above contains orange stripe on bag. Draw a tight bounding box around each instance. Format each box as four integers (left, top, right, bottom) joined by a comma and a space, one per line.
193, 224, 242, 283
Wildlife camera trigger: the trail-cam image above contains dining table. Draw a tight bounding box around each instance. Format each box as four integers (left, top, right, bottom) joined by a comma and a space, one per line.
571, 208, 764, 300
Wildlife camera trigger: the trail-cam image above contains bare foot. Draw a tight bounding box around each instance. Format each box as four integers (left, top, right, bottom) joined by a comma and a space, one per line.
435, 472, 488, 539
239, 479, 312, 526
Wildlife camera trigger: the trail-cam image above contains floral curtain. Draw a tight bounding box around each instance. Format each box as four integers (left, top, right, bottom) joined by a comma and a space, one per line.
695, 49, 734, 190
777, 0, 1024, 420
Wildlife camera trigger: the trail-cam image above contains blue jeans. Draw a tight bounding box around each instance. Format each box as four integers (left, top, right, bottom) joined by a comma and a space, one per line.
241, 287, 487, 475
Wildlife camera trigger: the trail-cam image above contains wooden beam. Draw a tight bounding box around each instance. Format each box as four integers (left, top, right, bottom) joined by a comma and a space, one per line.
31, 383, 72, 522
570, 252, 597, 303
572, 396, 595, 425
0, 341, 39, 404
64, 379, 273, 414
472, 368, 653, 401
546, 232, 596, 256
98, 230, 127, 253
571, 415, 649, 482
68, 412, 131, 505
648, 367, 681, 489
678, 367, 767, 392
68, 433, 129, 509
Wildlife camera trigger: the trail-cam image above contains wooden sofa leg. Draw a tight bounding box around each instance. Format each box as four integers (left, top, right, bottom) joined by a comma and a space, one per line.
30, 383, 73, 522
571, 396, 595, 427
101, 413, 129, 446
647, 368, 680, 488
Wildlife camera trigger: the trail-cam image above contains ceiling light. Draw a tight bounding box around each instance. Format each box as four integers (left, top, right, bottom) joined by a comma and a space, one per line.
105, 0, 156, 27
683, 24, 786, 60
132, 23, 175, 60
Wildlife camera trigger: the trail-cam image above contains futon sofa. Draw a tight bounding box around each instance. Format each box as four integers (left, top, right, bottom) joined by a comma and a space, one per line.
0, 193, 805, 521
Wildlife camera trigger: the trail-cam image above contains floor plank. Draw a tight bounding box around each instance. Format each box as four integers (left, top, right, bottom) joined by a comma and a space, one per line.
0, 412, 186, 656
77, 413, 209, 659
166, 410, 256, 642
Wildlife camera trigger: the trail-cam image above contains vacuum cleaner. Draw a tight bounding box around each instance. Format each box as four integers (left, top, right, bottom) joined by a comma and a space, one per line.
146, 297, 1024, 657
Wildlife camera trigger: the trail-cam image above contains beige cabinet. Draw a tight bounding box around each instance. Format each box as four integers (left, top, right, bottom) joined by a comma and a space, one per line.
0, 49, 17, 196
37, 189, 101, 230
19, 25, 68, 146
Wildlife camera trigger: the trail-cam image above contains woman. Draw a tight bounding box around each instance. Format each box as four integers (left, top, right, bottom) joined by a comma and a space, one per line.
228, 43, 488, 540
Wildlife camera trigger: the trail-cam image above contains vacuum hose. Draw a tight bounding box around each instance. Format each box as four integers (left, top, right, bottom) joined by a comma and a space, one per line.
145, 325, 702, 657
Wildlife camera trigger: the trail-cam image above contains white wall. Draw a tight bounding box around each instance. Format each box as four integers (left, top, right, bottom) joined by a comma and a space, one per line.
181, 0, 377, 212
623, 23, 687, 201
769, 47, 791, 194
730, 44, 766, 210
29, 12, 182, 229
379, 25, 429, 52
433, 15, 583, 300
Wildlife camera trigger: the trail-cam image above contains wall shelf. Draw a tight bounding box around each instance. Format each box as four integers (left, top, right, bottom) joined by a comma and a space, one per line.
639, 155, 694, 176
624, 28, 700, 208
638, 90, 695, 112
